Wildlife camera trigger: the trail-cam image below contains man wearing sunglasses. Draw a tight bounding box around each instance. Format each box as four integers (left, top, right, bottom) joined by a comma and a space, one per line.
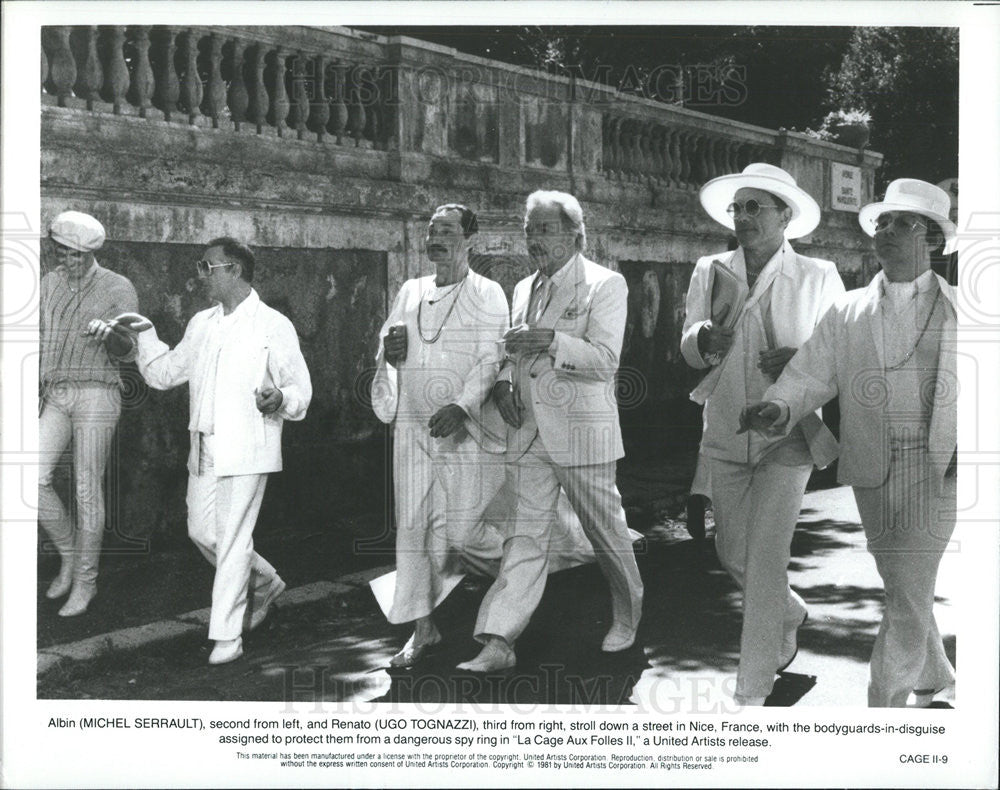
741, 179, 958, 707
88, 237, 312, 665
680, 163, 845, 706
39, 211, 139, 617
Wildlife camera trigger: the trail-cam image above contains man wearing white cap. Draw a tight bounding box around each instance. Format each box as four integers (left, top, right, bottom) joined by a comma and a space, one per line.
39, 210, 139, 616
742, 178, 958, 707
680, 164, 845, 705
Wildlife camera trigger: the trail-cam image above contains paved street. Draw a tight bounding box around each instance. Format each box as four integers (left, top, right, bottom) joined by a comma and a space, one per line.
37, 485, 959, 710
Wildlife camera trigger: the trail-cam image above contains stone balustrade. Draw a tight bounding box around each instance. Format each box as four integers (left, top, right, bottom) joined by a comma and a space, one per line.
41, 25, 391, 147
601, 108, 777, 189
41, 25, 879, 201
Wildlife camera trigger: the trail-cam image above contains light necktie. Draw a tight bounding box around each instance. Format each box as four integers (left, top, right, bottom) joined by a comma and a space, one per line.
531, 275, 551, 326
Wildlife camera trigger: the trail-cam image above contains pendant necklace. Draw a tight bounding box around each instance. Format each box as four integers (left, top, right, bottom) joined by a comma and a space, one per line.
884, 288, 941, 371
418, 277, 466, 344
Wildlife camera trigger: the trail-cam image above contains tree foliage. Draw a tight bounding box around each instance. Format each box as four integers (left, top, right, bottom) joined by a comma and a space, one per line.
360, 25, 958, 186
825, 27, 958, 186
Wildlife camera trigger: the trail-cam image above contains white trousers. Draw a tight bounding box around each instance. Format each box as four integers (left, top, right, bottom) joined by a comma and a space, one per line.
474, 439, 644, 644
186, 435, 279, 640
389, 422, 508, 624
38, 382, 121, 587
709, 456, 812, 699
853, 447, 956, 708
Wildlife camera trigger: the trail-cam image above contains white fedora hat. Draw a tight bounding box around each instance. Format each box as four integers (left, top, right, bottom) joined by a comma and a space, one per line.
859, 178, 958, 255
699, 163, 821, 240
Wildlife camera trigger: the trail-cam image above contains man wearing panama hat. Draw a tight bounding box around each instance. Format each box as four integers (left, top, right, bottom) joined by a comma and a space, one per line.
742, 178, 958, 707
680, 163, 846, 706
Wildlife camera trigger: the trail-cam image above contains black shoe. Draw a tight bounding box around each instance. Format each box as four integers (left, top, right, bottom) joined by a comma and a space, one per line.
685, 495, 706, 541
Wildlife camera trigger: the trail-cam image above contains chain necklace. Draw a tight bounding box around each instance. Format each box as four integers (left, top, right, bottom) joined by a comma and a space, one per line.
417, 277, 466, 344
884, 288, 941, 371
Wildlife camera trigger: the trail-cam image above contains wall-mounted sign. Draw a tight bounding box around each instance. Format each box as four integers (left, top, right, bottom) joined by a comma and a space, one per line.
831, 163, 863, 212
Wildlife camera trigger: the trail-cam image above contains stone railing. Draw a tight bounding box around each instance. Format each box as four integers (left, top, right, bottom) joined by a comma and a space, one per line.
601, 109, 777, 189
40, 25, 392, 147
41, 24, 881, 209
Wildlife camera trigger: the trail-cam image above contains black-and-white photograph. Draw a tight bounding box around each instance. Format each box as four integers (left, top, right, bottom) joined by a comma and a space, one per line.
3, 2, 998, 788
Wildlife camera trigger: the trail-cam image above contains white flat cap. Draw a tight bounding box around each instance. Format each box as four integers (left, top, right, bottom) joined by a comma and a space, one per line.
49, 211, 106, 252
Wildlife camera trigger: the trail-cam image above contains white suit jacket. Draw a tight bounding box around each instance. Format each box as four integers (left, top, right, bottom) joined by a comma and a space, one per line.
136, 289, 312, 476
502, 253, 627, 466
764, 272, 957, 493
680, 242, 845, 466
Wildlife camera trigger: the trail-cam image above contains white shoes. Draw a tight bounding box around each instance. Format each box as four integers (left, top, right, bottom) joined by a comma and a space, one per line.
209, 637, 244, 665
390, 621, 442, 668
457, 638, 516, 673
602, 623, 638, 652
46, 565, 74, 600
248, 576, 286, 631
778, 609, 808, 672
58, 583, 96, 617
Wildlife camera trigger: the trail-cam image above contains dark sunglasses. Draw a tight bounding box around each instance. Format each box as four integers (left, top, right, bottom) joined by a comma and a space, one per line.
726, 200, 784, 218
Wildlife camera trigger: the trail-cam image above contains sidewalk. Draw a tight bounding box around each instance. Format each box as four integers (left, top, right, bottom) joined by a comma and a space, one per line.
36, 486, 959, 709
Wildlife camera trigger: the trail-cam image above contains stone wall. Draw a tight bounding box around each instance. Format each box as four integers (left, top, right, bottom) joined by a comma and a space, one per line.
40, 25, 884, 539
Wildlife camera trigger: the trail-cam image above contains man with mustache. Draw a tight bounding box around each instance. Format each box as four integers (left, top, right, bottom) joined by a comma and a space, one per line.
680, 164, 845, 705
741, 179, 958, 707
39, 211, 139, 616
372, 204, 511, 666
457, 190, 644, 673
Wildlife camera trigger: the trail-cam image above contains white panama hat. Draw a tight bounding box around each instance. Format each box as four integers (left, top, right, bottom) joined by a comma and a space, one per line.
698, 163, 822, 240
859, 178, 958, 255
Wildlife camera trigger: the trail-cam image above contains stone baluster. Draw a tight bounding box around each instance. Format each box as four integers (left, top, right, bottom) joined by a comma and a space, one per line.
248, 43, 270, 133
75, 26, 104, 110
270, 47, 290, 137
705, 136, 719, 181
658, 126, 672, 184
179, 28, 203, 124
49, 27, 77, 106
289, 51, 311, 140
630, 121, 644, 181
203, 33, 226, 128
697, 135, 711, 185
601, 115, 612, 174
346, 67, 367, 146
605, 116, 619, 177
645, 123, 662, 182
41, 34, 49, 92
106, 26, 130, 114
131, 26, 156, 118
618, 121, 633, 180
307, 55, 330, 141
668, 128, 682, 187
227, 38, 249, 131
725, 139, 740, 174
328, 62, 349, 143
363, 68, 382, 148
678, 131, 693, 188
154, 26, 180, 121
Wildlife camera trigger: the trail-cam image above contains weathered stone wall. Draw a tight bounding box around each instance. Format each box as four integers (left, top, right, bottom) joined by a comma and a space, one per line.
40, 25, 884, 539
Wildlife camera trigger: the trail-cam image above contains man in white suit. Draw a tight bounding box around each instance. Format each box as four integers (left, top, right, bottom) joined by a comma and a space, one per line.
90, 238, 312, 665
742, 179, 958, 707
680, 164, 845, 705
457, 190, 644, 673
